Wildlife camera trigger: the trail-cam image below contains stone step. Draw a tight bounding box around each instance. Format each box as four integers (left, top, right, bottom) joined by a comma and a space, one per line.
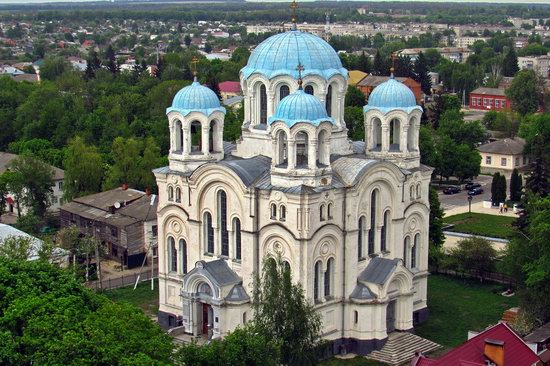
365, 332, 442, 366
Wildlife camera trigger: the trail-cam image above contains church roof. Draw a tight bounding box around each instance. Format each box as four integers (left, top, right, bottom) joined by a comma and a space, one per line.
269, 89, 334, 127
167, 79, 226, 117
350, 283, 377, 300
225, 284, 250, 303
331, 155, 378, 186
363, 76, 422, 114
196, 259, 241, 287
240, 30, 348, 81
218, 155, 271, 187
358, 257, 400, 285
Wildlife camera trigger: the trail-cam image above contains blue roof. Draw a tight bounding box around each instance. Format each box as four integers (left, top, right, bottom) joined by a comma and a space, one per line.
269, 89, 334, 127
363, 76, 422, 114
166, 79, 226, 116
241, 30, 348, 81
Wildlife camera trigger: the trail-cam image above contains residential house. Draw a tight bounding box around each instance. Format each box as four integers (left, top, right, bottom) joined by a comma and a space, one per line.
412, 322, 541, 366
348, 70, 368, 87
525, 323, 550, 365
219, 81, 242, 101
469, 87, 512, 111
477, 137, 528, 177
455, 36, 489, 48
60, 186, 158, 268
518, 55, 550, 79
357, 75, 422, 104
397, 47, 472, 63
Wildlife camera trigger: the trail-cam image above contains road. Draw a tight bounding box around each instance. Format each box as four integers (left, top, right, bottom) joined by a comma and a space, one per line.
437, 175, 493, 212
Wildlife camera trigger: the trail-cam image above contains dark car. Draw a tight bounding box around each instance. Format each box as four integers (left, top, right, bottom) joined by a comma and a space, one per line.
443, 186, 461, 194
465, 182, 481, 190
468, 187, 484, 195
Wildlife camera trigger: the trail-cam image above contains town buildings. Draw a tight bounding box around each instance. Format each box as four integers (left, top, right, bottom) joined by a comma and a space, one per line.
477, 138, 529, 177
154, 25, 432, 356
469, 87, 512, 111
518, 54, 550, 79
357, 75, 422, 104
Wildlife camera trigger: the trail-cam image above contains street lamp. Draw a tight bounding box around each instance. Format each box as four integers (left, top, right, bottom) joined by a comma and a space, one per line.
467, 195, 473, 214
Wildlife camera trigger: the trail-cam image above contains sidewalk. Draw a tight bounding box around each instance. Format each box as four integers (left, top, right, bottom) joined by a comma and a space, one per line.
445, 201, 518, 218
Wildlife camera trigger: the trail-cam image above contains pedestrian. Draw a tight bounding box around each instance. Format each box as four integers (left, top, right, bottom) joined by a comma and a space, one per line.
504, 203, 508, 213
499, 202, 503, 214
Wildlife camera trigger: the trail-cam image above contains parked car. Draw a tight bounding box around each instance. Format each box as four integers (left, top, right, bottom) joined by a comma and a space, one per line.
465, 182, 481, 190
443, 186, 461, 194
468, 187, 484, 195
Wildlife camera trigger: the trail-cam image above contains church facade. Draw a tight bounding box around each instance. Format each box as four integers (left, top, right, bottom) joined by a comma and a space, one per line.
154, 29, 433, 355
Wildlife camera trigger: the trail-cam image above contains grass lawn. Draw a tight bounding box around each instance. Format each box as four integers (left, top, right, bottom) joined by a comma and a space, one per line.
415, 274, 518, 349
444, 212, 516, 238
103, 280, 159, 316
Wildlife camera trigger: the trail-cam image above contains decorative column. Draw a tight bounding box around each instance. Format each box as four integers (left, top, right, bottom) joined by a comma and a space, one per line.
365, 120, 373, 151
308, 139, 318, 170
414, 124, 420, 151
400, 125, 409, 153
201, 124, 210, 156
271, 138, 279, 167
267, 91, 275, 119
183, 125, 191, 158
288, 140, 296, 170
376, 224, 383, 253
249, 92, 256, 126
382, 123, 390, 152
169, 123, 175, 152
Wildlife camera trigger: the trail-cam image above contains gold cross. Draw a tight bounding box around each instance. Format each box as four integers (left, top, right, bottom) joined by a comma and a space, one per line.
290, 0, 298, 24
296, 62, 304, 87
191, 56, 199, 76
391, 52, 398, 75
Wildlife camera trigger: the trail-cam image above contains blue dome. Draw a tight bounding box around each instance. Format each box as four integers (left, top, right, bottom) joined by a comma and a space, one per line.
241, 30, 348, 81
166, 79, 226, 116
363, 77, 421, 113
269, 89, 334, 127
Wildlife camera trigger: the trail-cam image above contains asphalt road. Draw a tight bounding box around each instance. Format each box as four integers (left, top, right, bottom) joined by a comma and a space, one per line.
437, 175, 493, 212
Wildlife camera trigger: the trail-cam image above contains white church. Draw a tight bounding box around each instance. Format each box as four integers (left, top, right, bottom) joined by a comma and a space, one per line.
154, 24, 433, 355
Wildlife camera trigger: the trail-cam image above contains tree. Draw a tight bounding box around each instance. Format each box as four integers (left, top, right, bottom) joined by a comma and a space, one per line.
448, 237, 497, 281
524, 135, 550, 198
63, 137, 104, 200
39, 57, 70, 81
345, 85, 366, 108
506, 70, 541, 115
394, 55, 413, 78
413, 52, 432, 96
252, 255, 321, 365
502, 47, 519, 77
184, 34, 191, 48
0, 236, 34, 261
429, 187, 445, 250
372, 50, 387, 76
510, 168, 523, 202
105, 45, 118, 75
357, 51, 371, 73
491, 172, 507, 204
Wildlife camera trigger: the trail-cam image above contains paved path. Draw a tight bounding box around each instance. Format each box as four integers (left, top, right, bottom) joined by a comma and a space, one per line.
444, 200, 517, 218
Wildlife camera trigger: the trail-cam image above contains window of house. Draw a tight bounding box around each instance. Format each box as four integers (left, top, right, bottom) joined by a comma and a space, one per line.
501, 157, 507, 167
515, 157, 520, 166
486, 156, 492, 165
58, 181, 63, 190
111, 227, 118, 237
152, 225, 158, 237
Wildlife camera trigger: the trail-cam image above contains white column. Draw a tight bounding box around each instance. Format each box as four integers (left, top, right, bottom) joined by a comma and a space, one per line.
382, 123, 390, 152
271, 138, 278, 167
201, 124, 209, 155
267, 91, 275, 118
400, 125, 409, 153
169, 124, 175, 152
288, 140, 296, 170
308, 139, 318, 170
365, 120, 373, 151
183, 126, 191, 157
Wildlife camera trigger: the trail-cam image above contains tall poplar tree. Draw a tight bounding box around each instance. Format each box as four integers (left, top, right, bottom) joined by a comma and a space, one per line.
502, 47, 519, 77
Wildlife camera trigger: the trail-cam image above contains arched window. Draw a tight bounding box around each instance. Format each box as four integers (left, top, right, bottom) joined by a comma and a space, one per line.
368, 190, 377, 255
199, 282, 212, 296
283, 260, 291, 274
327, 203, 333, 219
325, 258, 334, 298
167, 236, 177, 272
168, 186, 174, 202
234, 218, 241, 260
412, 234, 419, 269
304, 85, 314, 95
218, 191, 229, 257
179, 239, 187, 274
416, 184, 421, 199
381, 210, 389, 252
320, 204, 326, 221
279, 205, 286, 221
295, 131, 309, 167
354, 311, 359, 324
276, 130, 288, 167
326, 85, 332, 116
318, 129, 329, 166
279, 85, 290, 101
390, 119, 401, 151
403, 236, 410, 268
358, 216, 365, 260
410, 186, 415, 200
174, 119, 183, 152
314, 261, 322, 301
243, 312, 247, 324
175, 187, 181, 203
204, 212, 214, 254
260, 84, 267, 125
190, 121, 202, 152
372, 118, 382, 150
270, 203, 277, 220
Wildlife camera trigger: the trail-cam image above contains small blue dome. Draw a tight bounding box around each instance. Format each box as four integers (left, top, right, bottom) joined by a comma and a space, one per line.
241, 30, 347, 81
269, 89, 334, 127
166, 80, 226, 116
364, 77, 421, 113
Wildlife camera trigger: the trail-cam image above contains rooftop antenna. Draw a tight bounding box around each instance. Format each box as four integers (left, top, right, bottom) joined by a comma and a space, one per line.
290, 0, 298, 31
296, 62, 304, 89
191, 56, 199, 81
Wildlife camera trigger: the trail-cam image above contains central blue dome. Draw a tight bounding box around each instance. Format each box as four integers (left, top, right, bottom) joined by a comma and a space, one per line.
269, 89, 334, 127
241, 30, 348, 81
166, 80, 226, 116
364, 77, 421, 113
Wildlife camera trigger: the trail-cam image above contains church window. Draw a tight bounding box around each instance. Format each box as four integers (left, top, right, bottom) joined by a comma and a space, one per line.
368, 190, 377, 256
234, 218, 241, 260
218, 191, 229, 257
190, 121, 202, 153
390, 119, 401, 151
354, 311, 359, 324
412, 234, 419, 269
279, 85, 290, 101
381, 210, 389, 252
416, 184, 421, 199
283, 261, 291, 274
199, 283, 212, 296
410, 186, 415, 200
260, 84, 267, 125
314, 261, 322, 302
304, 85, 314, 95
204, 212, 214, 254
372, 118, 382, 150
403, 236, 410, 268
295, 131, 309, 168
174, 119, 183, 152
327, 203, 333, 219
168, 186, 174, 202
326, 85, 333, 116
243, 312, 247, 324
320, 204, 326, 221
175, 187, 181, 203
325, 258, 334, 298
279, 205, 286, 221
179, 239, 187, 274
168, 236, 177, 272
276, 131, 288, 166
358, 216, 366, 260
270, 203, 277, 220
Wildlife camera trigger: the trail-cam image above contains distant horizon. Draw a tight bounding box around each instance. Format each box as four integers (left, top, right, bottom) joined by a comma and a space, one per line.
1, 0, 550, 4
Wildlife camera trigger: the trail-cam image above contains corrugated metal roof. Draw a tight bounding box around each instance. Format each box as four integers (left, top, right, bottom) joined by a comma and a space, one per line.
477, 138, 525, 155
225, 284, 250, 302
350, 283, 376, 300
202, 259, 241, 287
358, 257, 400, 285
218, 155, 271, 187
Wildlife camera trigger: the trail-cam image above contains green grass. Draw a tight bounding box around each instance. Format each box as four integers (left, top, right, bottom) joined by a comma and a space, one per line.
103, 280, 159, 316
415, 275, 518, 348
444, 212, 516, 238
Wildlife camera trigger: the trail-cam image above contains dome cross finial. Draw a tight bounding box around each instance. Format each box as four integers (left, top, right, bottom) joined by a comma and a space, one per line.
191, 56, 199, 81
390, 52, 398, 79
296, 62, 304, 89
290, 0, 298, 30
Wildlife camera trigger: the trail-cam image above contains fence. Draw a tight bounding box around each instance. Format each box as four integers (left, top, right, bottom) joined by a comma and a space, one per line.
433, 268, 517, 287
85, 269, 158, 291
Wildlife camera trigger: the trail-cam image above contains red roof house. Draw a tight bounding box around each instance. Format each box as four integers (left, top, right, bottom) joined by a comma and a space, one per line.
469, 87, 512, 111
411, 322, 541, 366
219, 81, 242, 100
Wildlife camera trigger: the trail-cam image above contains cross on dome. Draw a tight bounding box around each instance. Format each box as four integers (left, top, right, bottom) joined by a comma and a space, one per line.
296, 62, 304, 89
191, 56, 199, 79
290, 0, 298, 30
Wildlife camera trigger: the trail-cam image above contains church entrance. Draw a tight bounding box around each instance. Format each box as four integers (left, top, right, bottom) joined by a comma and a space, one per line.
386, 300, 396, 333
201, 303, 213, 336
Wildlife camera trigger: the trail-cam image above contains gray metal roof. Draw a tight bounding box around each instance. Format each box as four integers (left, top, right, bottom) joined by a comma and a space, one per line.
525, 322, 550, 343
201, 259, 241, 287
350, 283, 377, 300
0, 223, 43, 261
254, 172, 345, 194
0, 151, 64, 180
358, 257, 400, 285
73, 187, 144, 212
477, 138, 525, 155
225, 284, 250, 302
218, 155, 271, 187
331, 155, 378, 186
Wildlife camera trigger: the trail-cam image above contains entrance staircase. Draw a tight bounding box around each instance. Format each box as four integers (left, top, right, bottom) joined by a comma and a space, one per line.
366, 332, 442, 366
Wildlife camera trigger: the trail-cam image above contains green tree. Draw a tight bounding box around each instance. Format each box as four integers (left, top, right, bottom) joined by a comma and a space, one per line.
413, 52, 432, 95
105, 45, 118, 74
372, 50, 387, 76
491, 172, 507, 204
184, 34, 192, 48
345, 85, 365, 108
502, 47, 519, 77
344, 106, 364, 141
104, 137, 142, 190
0, 236, 34, 261
524, 135, 550, 198
448, 237, 497, 281
39, 57, 70, 81
252, 255, 321, 365
510, 168, 523, 202
506, 70, 541, 115
63, 137, 104, 200
357, 51, 371, 73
